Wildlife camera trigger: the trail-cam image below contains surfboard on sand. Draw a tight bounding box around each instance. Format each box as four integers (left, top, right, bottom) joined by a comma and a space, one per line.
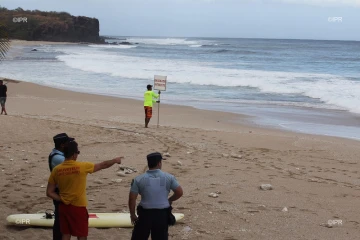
7, 213, 185, 228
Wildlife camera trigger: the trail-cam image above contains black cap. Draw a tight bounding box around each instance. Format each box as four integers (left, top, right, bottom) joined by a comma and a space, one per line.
147, 152, 162, 161
53, 133, 74, 145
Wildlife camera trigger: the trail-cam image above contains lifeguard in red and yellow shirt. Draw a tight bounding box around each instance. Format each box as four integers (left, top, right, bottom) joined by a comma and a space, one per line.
47, 141, 123, 240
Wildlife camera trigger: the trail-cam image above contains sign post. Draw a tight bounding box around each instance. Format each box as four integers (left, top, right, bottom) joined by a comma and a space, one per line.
153, 75, 167, 128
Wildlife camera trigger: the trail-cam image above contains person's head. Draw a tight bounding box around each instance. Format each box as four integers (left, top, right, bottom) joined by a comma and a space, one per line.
147, 152, 162, 169
0, 80, 3, 85
64, 140, 80, 160
53, 133, 74, 151
147, 84, 152, 91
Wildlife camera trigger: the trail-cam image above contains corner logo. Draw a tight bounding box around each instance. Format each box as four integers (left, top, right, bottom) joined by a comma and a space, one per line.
328, 17, 342, 22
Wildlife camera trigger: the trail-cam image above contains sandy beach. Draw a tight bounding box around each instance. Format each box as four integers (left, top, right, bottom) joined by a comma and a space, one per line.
0, 79, 359, 240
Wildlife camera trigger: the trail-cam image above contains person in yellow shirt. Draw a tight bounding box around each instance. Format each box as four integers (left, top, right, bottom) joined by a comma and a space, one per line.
144, 84, 160, 128
46, 140, 123, 240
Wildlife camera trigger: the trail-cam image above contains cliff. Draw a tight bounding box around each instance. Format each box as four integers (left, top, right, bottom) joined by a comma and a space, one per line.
0, 7, 104, 43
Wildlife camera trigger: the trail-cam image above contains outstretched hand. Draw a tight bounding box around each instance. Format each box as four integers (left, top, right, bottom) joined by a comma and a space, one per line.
113, 157, 123, 164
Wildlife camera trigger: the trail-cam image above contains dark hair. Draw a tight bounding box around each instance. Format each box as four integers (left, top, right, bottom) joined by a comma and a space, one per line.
147, 152, 162, 168
64, 141, 79, 159
0, 80, 3, 84
54, 142, 63, 149
147, 84, 152, 90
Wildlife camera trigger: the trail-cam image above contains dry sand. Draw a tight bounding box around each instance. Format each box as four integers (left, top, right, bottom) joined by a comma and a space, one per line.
1, 80, 360, 240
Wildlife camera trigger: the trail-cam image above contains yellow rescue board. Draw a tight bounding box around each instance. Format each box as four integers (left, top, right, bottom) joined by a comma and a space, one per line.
6, 213, 184, 228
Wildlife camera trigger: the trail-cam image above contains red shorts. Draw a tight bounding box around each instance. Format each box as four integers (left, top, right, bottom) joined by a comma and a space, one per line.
59, 203, 89, 237
144, 106, 152, 119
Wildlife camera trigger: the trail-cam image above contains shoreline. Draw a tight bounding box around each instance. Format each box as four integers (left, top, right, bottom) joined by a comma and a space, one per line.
3, 76, 360, 142
5, 39, 360, 141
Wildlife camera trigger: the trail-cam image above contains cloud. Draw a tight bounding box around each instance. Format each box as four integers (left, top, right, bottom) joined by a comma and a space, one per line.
269, 0, 360, 7
185, 0, 360, 7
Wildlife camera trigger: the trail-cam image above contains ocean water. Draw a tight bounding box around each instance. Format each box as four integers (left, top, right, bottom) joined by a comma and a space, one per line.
1, 37, 360, 140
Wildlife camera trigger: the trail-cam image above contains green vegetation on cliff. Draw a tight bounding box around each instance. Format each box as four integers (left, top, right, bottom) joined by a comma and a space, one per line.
0, 6, 104, 43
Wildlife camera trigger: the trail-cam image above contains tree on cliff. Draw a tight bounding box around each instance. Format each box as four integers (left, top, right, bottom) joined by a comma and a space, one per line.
0, 23, 10, 61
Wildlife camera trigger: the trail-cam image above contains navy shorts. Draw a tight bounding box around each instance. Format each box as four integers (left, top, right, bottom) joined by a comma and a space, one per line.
0, 97, 6, 107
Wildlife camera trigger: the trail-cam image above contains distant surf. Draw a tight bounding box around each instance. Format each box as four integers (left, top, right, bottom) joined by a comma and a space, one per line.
1, 37, 360, 139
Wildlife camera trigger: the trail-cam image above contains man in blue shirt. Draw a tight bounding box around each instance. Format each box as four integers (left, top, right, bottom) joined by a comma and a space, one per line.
129, 152, 183, 240
48, 133, 74, 240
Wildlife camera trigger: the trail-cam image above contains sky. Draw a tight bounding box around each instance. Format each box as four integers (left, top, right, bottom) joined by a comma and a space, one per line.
1, 0, 359, 40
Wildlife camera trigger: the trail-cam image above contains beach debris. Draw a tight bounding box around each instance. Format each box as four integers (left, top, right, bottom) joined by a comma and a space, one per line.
320, 222, 333, 228
21, 150, 25, 152
282, 207, 288, 212
247, 210, 260, 213
177, 161, 183, 166
215, 191, 222, 194
230, 154, 242, 159
40, 185, 45, 188
208, 192, 219, 198
89, 199, 94, 201
259, 184, 273, 190
124, 169, 134, 174
117, 171, 126, 177
119, 165, 138, 174
10, 158, 13, 161
111, 179, 123, 183
222, 153, 229, 158
25, 161, 28, 163
258, 205, 266, 210
163, 152, 171, 157
183, 226, 192, 233
187, 152, 192, 154
204, 165, 210, 168
94, 179, 104, 184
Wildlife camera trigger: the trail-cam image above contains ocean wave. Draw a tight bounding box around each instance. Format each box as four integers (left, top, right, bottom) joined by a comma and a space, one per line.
56, 51, 360, 114
88, 44, 137, 49
214, 49, 230, 53
125, 37, 210, 46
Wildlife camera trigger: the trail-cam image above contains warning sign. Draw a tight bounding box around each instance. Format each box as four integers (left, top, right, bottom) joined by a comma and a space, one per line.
154, 75, 167, 91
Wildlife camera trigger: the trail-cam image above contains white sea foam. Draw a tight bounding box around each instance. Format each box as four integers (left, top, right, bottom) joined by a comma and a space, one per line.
88, 44, 137, 49
56, 49, 360, 114
189, 45, 202, 48
125, 38, 205, 46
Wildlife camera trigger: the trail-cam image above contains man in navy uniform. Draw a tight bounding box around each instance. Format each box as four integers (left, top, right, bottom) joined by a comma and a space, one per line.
129, 152, 183, 240
48, 133, 74, 240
